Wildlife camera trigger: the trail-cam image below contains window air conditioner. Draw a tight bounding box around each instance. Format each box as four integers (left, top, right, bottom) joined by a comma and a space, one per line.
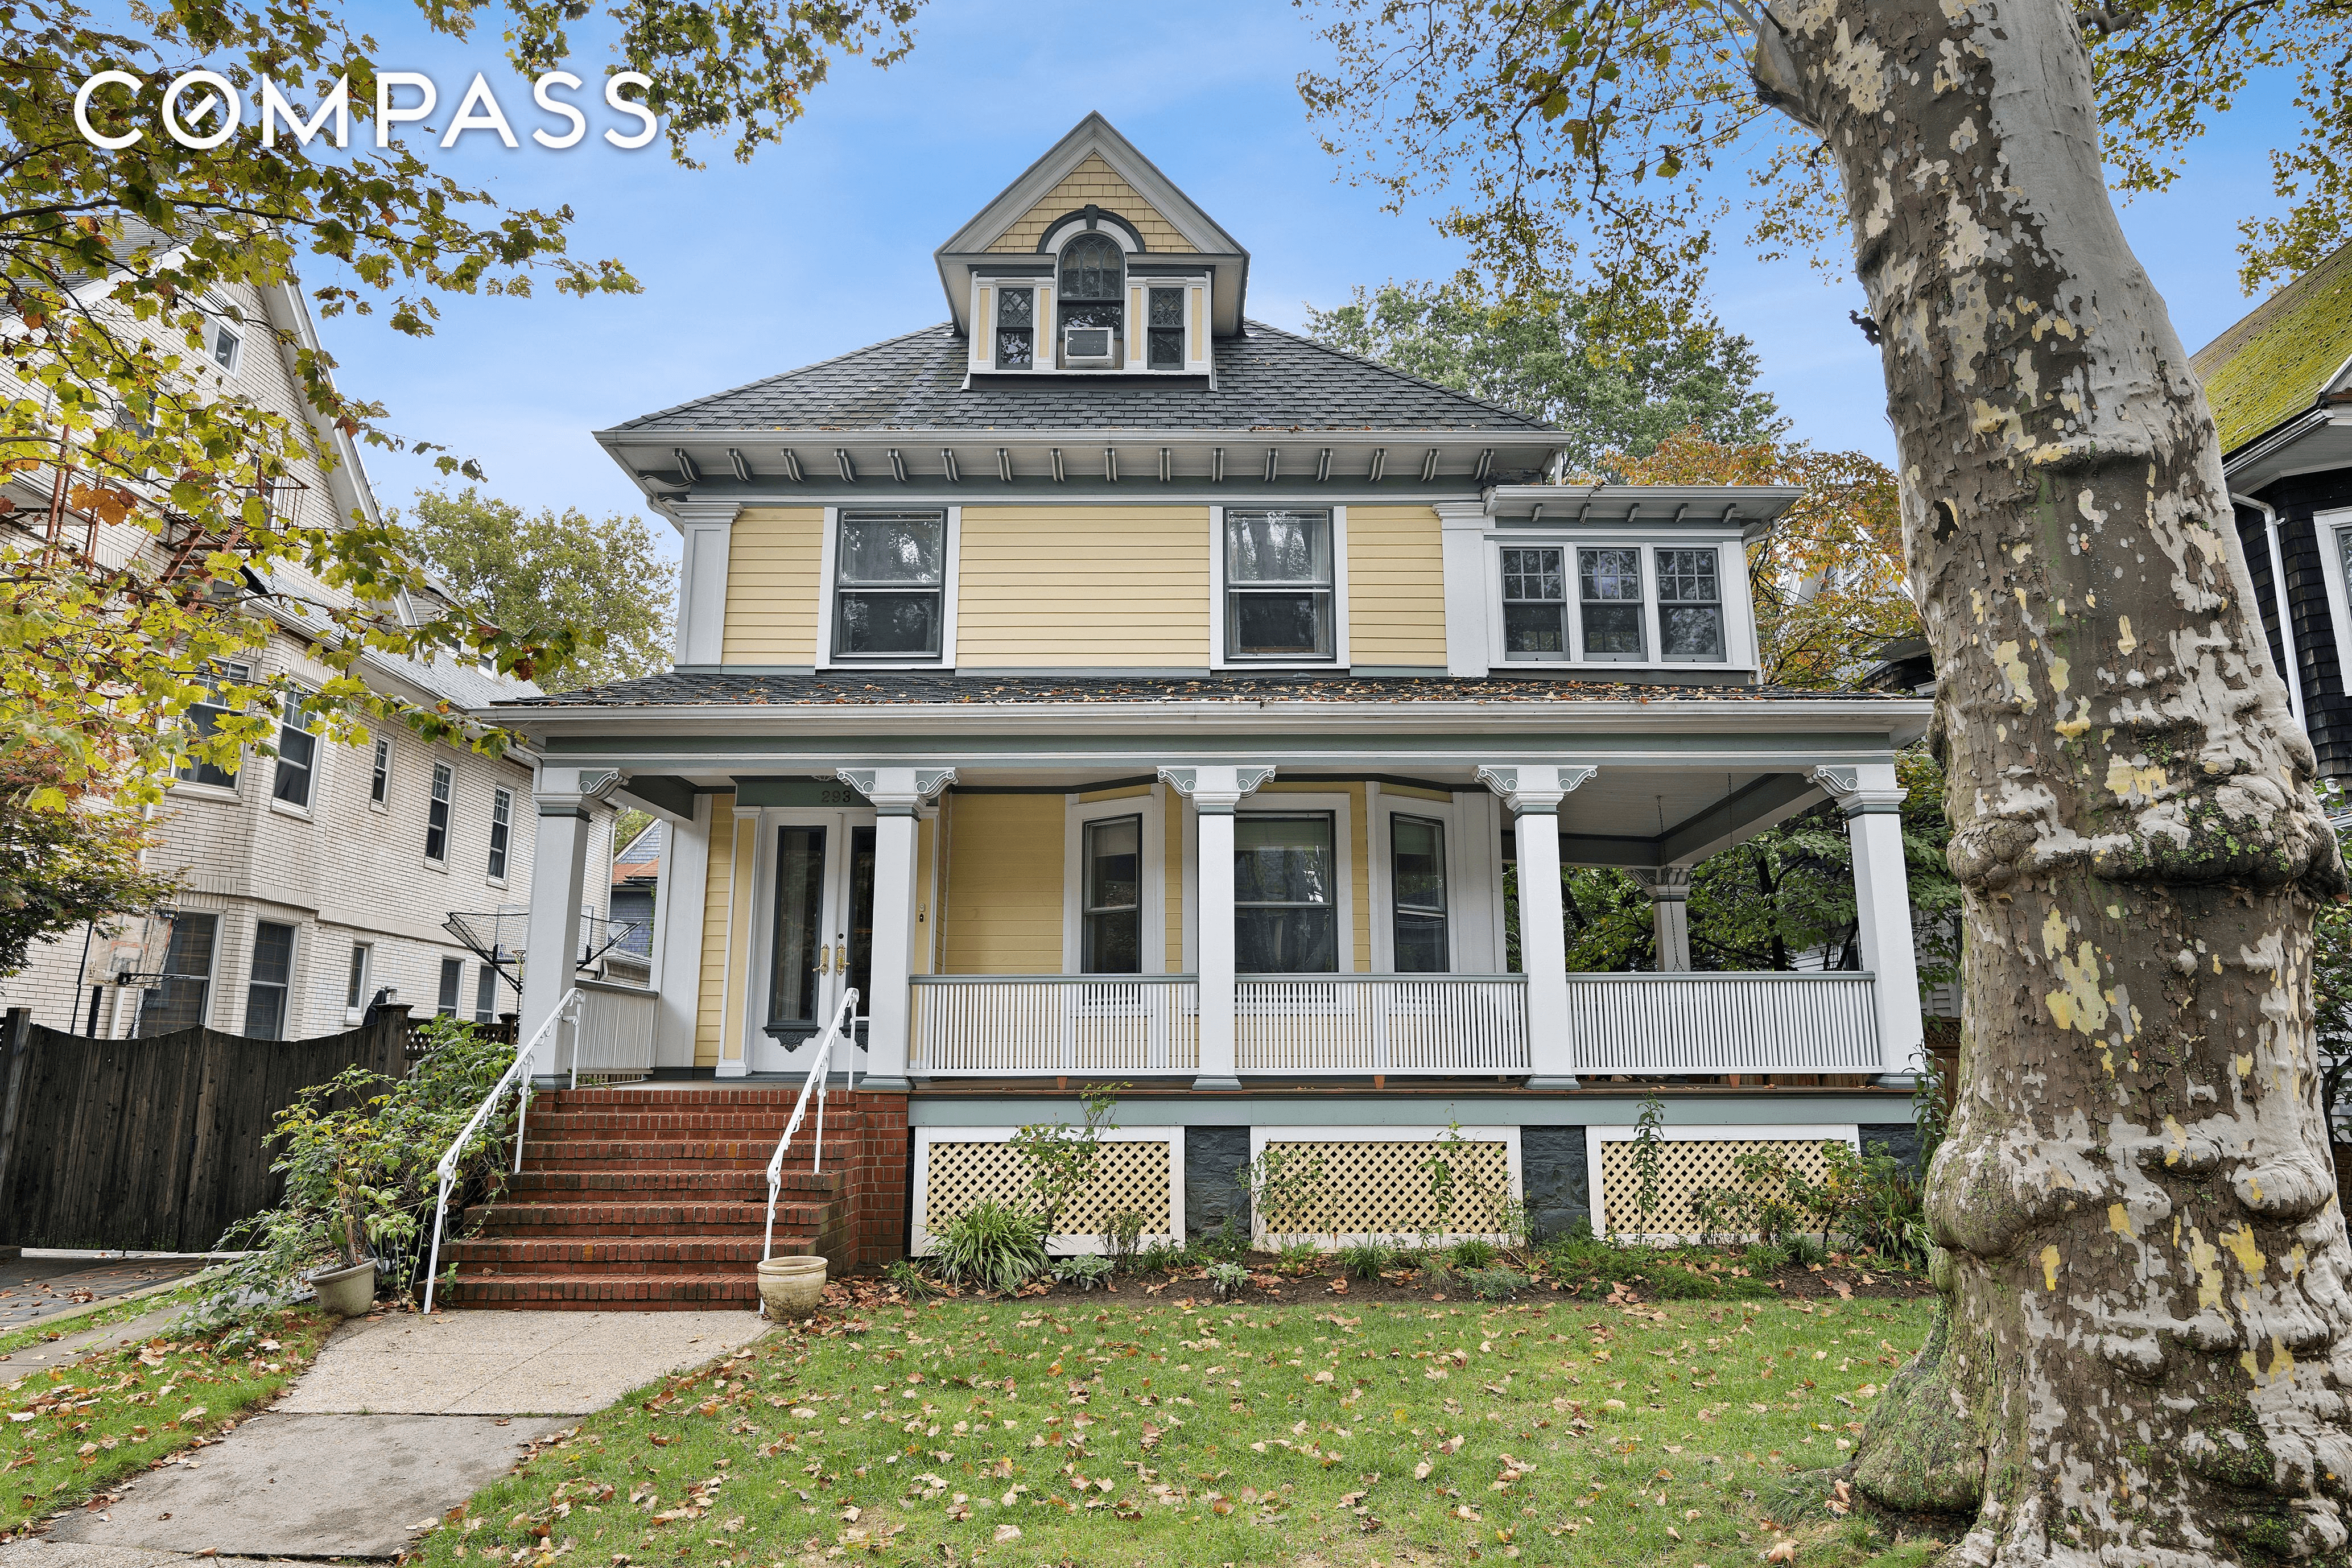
1063, 324, 1117, 366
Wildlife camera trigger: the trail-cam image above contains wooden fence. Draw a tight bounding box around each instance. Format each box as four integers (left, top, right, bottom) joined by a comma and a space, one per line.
0, 1006, 411, 1252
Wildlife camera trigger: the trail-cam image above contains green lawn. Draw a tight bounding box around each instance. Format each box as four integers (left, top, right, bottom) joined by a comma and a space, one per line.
4, 1307, 330, 1533
413, 1293, 1949, 1567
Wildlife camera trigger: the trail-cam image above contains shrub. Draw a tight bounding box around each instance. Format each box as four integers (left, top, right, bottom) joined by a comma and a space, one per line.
1274, 1240, 1324, 1275
1742, 1241, 1790, 1273
884, 1259, 940, 1298
1786, 1233, 1829, 1266
1101, 1208, 1147, 1270
188, 1017, 519, 1340
1206, 1260, 1250, 1299
1196, 1215, 1253, 1263
1838, 1142, 1932, 1269
1137, 1238, 1192, 1274
1460, 1265, 1527, 1301
932, 1201, 1047, 1294
1448, 1237, 1500, 1269
1338, 1243, 1393, 1281
1052, 1255, 1114, 1291
1646, 1265, 1723, 1300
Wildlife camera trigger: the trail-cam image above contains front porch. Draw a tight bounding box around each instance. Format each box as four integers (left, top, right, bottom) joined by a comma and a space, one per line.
514, 743, 1928, 1094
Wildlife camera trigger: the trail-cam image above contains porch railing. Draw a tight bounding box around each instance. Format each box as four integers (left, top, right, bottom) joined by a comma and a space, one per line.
569, 979, 658, 1085
910, 975, 1199, 1075
1235, 975, 1528, 1075
1562, 971, 1880, 1075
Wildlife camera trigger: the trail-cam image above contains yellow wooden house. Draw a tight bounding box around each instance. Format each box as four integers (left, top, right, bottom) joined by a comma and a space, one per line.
494, 114, 1934, 1254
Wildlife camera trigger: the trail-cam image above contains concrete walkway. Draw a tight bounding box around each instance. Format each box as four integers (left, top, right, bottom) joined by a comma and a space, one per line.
13, 1309, 765, 1563
0, 1257, 209, 1333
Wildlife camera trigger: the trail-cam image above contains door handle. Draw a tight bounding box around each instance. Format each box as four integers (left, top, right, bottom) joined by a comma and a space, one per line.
817, 947, 831, 974
835, 942, 849, 972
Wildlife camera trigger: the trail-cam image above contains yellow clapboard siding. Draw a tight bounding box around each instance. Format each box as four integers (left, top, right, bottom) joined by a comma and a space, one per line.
915, 815, 938, 976
942, 794, 1066, 973
1346, 505, 1447, 667
723, 507, 824, 665
956, 506, 1211, 667
695, 794, 736, 1068
988, 155, 1197, 254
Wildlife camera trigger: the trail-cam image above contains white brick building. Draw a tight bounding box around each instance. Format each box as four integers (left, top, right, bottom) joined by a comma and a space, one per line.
2, 269, 622, 1039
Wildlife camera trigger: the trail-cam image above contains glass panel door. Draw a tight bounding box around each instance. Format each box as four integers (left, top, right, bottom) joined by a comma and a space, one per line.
766, 825, 828, 1034
752, 811, 877, 1075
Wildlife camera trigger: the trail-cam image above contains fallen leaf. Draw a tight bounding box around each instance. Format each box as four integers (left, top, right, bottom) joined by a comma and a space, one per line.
992, 1524, 1021, 1544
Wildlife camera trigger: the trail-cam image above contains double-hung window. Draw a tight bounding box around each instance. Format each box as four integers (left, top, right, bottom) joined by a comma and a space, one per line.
994, 287, 1035, 369
1057, 233, 1123, 364
271, 690, 317, 808
1080, 815, 1143, 973
137, 912, 218, 1035
1657, 548, 1726, 660
473, 964, 500, 1024
1147, 287, 1186, 369
832, 511, 946, 661
1234, 814, 1337, 973
245, 920, 294, 1039
210, 319, 242, 373
1578, 547, 1647, 659
425, 762, 452, 862
344, 942, 372, 1010
1224, 510, 1335, 662
176, 662, 249, 789
487, 787, 512, 880
436, 956, 464, 1016
370, 738, 390, 806
1500, 547, 1568, 660
1390, 816, 1450, 972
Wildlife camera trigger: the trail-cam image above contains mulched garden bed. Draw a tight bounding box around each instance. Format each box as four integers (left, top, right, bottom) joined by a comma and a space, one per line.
831, 1251, 1934, 1309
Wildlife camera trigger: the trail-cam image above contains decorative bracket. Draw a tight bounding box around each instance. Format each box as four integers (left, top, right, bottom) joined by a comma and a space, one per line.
1810, 764, 1907, 816
839, 766, 958, 814
1476, 764, 1597, 817
1158, 765, 1276, 814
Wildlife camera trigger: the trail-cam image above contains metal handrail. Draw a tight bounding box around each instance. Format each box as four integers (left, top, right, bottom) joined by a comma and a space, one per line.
422, 987, 580, 1313
763, 987, 859, 1263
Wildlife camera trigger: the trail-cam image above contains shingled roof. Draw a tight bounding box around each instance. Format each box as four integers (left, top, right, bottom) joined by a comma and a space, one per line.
499, 671, 1911, 709
2193, 241, 2352, 453
605, 321, 1552, 436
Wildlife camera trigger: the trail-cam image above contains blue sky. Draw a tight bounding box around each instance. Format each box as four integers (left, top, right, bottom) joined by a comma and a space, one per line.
319, 0, 2300, 551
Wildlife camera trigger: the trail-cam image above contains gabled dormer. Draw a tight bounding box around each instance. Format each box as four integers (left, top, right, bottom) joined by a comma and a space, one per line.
934, 113, 1245, 379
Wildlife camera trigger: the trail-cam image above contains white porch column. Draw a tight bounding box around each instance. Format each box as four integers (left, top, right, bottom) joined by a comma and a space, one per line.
1631, 868, 1694, 971
521, 766, 619, 1081
1479, 765, 1596, 1089
1813, 763, 1924, 1084
650, 795, 711, 1069
840, 767, 956, 1090
1160, 765, 1276, 1091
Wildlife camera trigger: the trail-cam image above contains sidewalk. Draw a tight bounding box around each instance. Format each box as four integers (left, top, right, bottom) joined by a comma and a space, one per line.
0, 1257, 210, 1334
6, 1309, 766, 1563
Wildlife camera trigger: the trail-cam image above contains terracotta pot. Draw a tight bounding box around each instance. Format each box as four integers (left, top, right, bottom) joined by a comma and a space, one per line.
757, 1255, 828, 1318
310, 1257, 378, 1318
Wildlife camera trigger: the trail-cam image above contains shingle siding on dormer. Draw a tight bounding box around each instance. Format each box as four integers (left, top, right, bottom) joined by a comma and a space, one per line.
985, 154, 1200, 255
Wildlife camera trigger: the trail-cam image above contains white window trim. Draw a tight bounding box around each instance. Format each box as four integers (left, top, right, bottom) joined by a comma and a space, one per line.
816, 504, 961, 671
486, 785, 514, 888
143, 907, 225, 1033
1365, 785, 1471, 975
368, 736, 392, 815
1245, 1125, 1522, 1247
267, 687, 323, 821
1062, 787, 1167, 975
2313, 506, 2352, 697
240, 917, 299, 1037
910, 1125, 1185, 1256
342, 940, 374, 1025
424, 760, 454, 870
1235, 790, 1356, 975
1484, 537, 1749, 672
970, 263, 1211, 377
1209, 504, 1350, 672
1583, 1123, 1859, 1241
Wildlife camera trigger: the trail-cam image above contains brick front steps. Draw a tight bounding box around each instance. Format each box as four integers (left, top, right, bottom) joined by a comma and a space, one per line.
436, 1086, 884, 1310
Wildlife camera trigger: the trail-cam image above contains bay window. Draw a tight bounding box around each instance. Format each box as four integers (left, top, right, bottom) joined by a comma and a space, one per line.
833, 510, 946, 661
176, 662, 250, 789
245, 920, 294, 1039
1578, 547, 1647, 658
1235, 814, 1337, 972
1225, 510, 1334, 662
271, 690, 317, 808
1657, 548, 1726, 660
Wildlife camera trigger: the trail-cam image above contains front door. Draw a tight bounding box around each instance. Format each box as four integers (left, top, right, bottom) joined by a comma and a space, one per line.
750, 811, 876, 1076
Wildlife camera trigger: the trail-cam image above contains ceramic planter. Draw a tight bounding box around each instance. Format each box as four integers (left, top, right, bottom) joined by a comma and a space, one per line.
757, 1255, 827, 1317
310, 1257, 378, 1317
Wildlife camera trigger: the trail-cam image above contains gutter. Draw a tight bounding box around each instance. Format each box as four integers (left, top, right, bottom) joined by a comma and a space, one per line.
2234, 492, 2308, 727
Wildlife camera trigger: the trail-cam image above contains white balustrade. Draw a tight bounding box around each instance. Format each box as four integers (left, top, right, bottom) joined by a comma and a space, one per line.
1235, 976, 1529, 1075
570, 979, 658, 1084
904, 971, 1878, 1078
1562, 971, 1880, 1075
910, 976, 1200, 1076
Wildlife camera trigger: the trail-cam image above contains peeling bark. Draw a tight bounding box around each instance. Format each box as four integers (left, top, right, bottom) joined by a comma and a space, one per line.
1753, 1, 2352, 1561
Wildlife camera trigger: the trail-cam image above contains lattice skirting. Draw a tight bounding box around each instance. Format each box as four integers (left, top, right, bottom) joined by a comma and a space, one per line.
913, 1129, 1181, 1255
1248, 1127, 1522, 1245
1590, 1128, 1854, 1240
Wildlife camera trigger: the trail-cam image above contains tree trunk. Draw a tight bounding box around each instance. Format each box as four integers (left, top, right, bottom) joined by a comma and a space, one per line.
1752, 1, 2352, 1559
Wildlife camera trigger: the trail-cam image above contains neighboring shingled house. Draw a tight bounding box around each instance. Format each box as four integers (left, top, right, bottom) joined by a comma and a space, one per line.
2193, 241, 2352, 786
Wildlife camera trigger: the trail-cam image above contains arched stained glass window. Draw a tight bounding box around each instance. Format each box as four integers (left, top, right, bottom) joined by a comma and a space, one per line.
1058, 233, 1123, 300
